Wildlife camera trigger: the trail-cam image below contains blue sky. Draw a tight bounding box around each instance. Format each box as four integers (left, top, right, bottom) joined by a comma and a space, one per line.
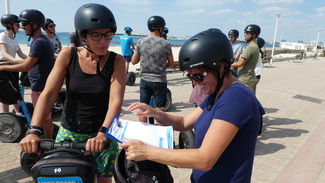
0, 0, 324, 43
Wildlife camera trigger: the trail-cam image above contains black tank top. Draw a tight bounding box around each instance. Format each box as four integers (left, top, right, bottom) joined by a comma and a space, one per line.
62, 47, 116, 133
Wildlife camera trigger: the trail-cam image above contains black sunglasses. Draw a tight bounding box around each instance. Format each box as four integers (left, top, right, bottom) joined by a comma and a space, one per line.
186, 71, 208, 82
21, 22, 30, 27
48, 24, 56, 28
87, 31, 114, 41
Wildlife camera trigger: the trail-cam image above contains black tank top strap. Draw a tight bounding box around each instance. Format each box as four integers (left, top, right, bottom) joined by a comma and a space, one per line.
98, 51, 117, 83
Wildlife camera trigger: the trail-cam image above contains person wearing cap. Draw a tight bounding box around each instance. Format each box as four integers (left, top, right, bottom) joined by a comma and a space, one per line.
0, 14, 27, 114
131, 15, 174, 123
231, 24, 261, 94
19, 4, 125, 182
42, 18, 62, 59
0, 9, 54, 137
122, 28, 264, 182
228, 29, 243, 77
120, 26, 135, 74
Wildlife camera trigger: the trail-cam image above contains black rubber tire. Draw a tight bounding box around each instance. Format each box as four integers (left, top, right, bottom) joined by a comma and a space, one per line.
15, 102, 34, 116
179, 130, 195, 149
0, 113, 26, 143
20, 151, 41, 176
165, 88, 172, 111
126, 72, 136, 86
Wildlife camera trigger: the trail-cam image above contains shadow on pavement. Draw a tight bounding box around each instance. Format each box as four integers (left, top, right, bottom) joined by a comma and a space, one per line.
255, 108, 308, 156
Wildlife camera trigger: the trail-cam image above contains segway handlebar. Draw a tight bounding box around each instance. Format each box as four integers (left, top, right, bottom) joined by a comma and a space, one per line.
39, 139, 111, 151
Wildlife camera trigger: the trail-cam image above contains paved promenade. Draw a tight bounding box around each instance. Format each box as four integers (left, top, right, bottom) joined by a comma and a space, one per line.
1, 57, 325, 183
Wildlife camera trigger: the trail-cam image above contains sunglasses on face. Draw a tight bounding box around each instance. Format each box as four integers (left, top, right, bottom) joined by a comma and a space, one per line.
21, 22, 30, 27
14, 23, 20, 27
87, 31, 114, 41
186, 71, 208, 82
48, 24, 56, 28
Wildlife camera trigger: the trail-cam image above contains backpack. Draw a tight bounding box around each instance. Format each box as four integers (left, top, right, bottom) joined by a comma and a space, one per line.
0, 71, 21, 104
114, 149, 174, 183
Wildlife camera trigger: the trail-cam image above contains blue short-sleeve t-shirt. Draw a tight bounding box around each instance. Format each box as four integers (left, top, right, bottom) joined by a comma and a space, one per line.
28, 35, 54, 91
192, 83, 264, 183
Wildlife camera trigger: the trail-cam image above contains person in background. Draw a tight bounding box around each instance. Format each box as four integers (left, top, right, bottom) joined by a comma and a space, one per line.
123, 28, 264, 182
161, 27, 168, 40
69, 31, 84, 47
0, 9, 54, 138
42, 18, 62, 60
253, 37, 265, 94
20, 4, 125, 183
231, 24, 261, 94
120, 26, 135, 74
0, 14, 27, 114
228, 29, 243, 77
131, 15, 174, 123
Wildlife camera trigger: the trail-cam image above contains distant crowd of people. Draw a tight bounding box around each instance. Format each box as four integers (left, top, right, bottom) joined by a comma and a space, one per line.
1, 3, 266, 183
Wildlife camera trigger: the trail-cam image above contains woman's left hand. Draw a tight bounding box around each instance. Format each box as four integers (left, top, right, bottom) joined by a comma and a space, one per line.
86, 133, 108, 152
121, 140, 149, 161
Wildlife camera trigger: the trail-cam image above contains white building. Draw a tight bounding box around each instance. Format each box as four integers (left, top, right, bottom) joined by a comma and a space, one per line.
280, 42, 315, 52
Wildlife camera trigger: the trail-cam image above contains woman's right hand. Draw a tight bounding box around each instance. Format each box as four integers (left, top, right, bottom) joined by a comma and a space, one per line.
19, 134, 42, 154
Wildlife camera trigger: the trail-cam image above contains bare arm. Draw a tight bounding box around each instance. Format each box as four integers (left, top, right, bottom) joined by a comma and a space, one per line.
166, 55, 174, 68
231, 57, 247, 68
19, 47, 71, 154
0, 55, 38, 72
131, 52, 140, 65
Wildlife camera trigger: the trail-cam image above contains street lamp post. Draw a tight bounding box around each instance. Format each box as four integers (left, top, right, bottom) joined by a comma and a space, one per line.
5, 0, 10, 14
270, 13, 281, 65
315, 29, 321, 52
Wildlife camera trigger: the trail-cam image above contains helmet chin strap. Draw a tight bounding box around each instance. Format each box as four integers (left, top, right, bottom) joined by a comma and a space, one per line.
207, 65, 229, 111
28, 24, 40, 42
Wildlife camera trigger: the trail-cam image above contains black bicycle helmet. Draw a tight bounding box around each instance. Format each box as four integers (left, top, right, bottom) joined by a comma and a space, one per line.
74, 3, 117, 34
244, 24, 261, 37
179, 28, 233, 71
1, 14, 20, 28
256, 37, 265, 48
228, 29, 239, 37
147, 15, 165, 31
19, 9, 45, 27
42, 18, 54, 31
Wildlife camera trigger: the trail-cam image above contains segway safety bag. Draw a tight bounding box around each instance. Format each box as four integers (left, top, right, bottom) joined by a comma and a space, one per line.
0, 71, 20, 104
31, 151, 98, 183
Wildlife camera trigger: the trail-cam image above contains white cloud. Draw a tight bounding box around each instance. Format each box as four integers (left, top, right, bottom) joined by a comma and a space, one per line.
316, 7, 325, 12
175, 0, 242, 7
211, 9, 237, 15
251, 0, 304, 5
181, 9, 205, 15
112, 0, 152, 5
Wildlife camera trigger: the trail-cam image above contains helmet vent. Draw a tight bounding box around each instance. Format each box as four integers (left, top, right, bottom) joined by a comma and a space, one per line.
91, 18, 99, 23
184, 57, 190, 63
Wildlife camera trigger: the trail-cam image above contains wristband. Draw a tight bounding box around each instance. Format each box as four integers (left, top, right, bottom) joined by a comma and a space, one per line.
25, 130, 42, 136
28, 125, 42, 131
98, 126, 108, 133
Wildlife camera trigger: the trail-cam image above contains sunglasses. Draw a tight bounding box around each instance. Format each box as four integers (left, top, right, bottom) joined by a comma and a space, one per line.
48, 24, 56, 28
87, 31, 114, 41
21, 22, 30, 27
186, 71, 208, 82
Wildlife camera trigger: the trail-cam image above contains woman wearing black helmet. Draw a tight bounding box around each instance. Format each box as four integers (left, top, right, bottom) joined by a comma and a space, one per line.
20, 4, 125, 183
0, 14, 27, 114
42, 18, 62, 59
123, 29, 265, 182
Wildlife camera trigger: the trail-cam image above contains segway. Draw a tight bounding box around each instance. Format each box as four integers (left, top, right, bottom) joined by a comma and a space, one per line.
0, 85, 62, 143
30, 139, 106, 183
126, 71, 136, 86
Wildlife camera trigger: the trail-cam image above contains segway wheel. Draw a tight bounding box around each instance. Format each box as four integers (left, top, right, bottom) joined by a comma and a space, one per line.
165, 88, 172, 111
20, 151, 41, 176
0, 113, 26, 143
179, 130, 195, 149
126, 72, 136, 86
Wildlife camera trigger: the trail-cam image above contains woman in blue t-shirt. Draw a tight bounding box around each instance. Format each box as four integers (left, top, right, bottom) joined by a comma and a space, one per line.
122, 28, 265, 183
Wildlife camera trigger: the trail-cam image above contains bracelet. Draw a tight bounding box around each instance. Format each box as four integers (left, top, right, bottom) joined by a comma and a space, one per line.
25, 130, 42, 136
28, 125, 42, 131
